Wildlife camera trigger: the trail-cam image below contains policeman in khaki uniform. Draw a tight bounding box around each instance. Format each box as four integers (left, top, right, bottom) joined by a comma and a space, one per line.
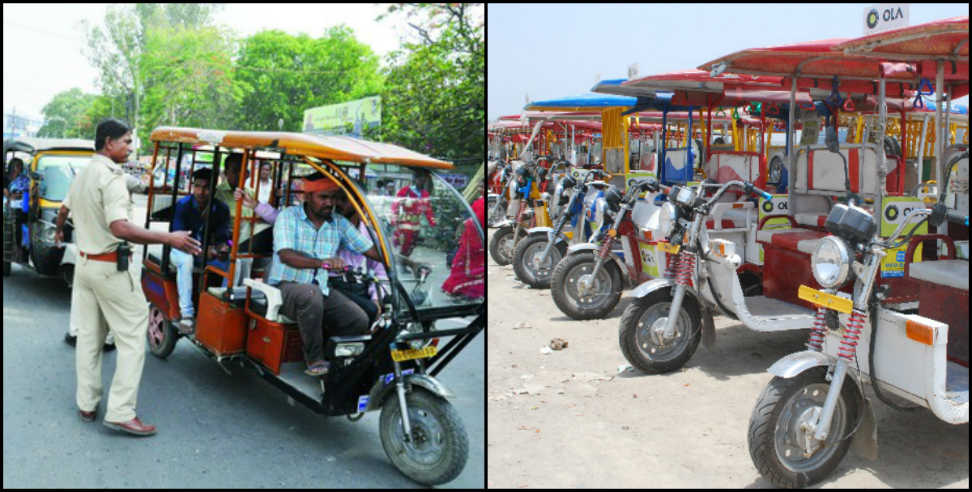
56, 118, 201, 436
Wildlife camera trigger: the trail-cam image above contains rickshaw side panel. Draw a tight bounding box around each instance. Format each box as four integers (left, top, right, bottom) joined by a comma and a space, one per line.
916, 281, 969, 367
246, 317, 303, 375
141, 267, 180, 322
196, 292, 248, 356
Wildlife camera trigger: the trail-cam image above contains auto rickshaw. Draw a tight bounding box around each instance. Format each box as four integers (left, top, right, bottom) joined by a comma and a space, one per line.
2, 137, 95, 286
138, 127, 483, 486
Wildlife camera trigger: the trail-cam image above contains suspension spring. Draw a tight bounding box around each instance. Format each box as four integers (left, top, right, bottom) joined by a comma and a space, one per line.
837, 307, 867, 362
664, 251, 677, 279
598, 236, 613, 257
674, 250, 695, 288
806, 307, 827, 352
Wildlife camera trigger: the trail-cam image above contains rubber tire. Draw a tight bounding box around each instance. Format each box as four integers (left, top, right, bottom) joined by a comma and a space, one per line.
769, 155, 784, 185
379, 389, 469, 486
550, 251, 622, 320
488, 225, 515, 266
618, 293, 701, 373
61, 264, 74, 289
147, 305, 178, 359
748, 367, 859, 488
511, 233, 565, 289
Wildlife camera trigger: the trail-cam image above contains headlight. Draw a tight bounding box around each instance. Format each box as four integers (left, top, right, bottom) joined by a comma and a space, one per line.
659, 202, 677, 238
811, 236, 851, 288
675, 187, 696, 207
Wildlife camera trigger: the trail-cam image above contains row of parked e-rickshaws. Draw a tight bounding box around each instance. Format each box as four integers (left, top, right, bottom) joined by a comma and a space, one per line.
487, 16, 968, 487
4, 125, 484, 485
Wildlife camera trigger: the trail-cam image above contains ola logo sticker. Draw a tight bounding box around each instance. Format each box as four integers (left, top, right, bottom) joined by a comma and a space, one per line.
885, 204, 899, 222
867, 9, 879, 29
762, 200, 774, 213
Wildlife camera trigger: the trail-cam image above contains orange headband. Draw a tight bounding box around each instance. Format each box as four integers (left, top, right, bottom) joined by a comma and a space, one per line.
302, 177, 340, 193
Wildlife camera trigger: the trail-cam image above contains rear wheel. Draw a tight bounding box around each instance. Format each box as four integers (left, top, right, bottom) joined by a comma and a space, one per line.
618, 294, 701, 373
147, 305, 178, 358
488, 225, 515, 265
380, 389, 468, 486
748, 367, 859, 488
512, 233, 564, 288
550, 252, 622, 319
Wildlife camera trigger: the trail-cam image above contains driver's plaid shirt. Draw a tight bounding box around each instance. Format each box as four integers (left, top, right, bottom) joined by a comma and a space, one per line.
266, 204, 373, 296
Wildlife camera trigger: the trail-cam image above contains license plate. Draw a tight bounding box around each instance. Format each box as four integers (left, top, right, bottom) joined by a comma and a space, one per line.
797, 285, 853, 314
391, 346, 438, 362
658, 242, 680, 254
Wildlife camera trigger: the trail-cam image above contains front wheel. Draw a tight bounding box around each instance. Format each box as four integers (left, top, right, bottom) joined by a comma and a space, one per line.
379, 389, 469, 486
748, 367, 860, 488
488, 225, 515, 266
618, 294, 701, 373
147, 305, 179, 358
550, 252, 622, 320
512, 233, 565, 288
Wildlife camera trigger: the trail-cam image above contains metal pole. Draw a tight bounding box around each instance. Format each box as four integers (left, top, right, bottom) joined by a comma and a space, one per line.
878, 76, 887, 211
918, 113, 929, 181
787, 76, 797, 195
935, 61, 944, 185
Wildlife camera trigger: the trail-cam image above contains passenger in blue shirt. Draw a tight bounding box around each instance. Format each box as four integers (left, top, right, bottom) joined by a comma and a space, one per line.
170, 167, 231, 333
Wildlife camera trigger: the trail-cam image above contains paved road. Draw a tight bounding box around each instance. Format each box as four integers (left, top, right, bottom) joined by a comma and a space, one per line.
2, 193, 484, 488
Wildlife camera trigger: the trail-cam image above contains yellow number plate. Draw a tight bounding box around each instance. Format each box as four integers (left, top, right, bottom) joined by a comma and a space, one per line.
658, 242, 680, 254
391, 346, 438, 362
797, 285, 853, 314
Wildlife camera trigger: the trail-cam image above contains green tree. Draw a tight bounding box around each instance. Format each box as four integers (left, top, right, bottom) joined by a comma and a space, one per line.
36, 89, 98, 138
378, 4, 484, 164
232, 27, 384, 131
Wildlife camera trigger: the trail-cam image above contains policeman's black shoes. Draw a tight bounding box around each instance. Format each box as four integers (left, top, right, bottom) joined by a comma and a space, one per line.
64, 333, 116, 352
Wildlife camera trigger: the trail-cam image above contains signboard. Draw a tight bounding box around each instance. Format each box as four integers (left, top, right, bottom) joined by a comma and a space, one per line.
863, 4, 909, 35
439, 173, 469, 190
879, 196, 926, 278
757, 194, 791, 264
302, 96, 381, 137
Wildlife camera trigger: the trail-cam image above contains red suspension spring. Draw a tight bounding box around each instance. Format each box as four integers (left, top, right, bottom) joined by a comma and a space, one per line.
664, 251, 676, 279
598, 236, 613, 257
837, 308, 867, 362
674, 250, 695, 287
806, 307, 827, 352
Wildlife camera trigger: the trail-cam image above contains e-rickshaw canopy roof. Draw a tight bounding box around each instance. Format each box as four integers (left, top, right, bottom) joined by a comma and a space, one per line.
3, 137, 95, 154
834, 16, 968, 62
525, 93, 638, 112
596, 70, 784, 107
833, 16, 969, 98
149, 127, 453, 170
698, 39, 920, 97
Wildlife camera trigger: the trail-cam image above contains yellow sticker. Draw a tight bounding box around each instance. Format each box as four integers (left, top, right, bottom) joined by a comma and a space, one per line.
391, 346, 438, 362
658, 242, 680, 254
797, 285, 852, 314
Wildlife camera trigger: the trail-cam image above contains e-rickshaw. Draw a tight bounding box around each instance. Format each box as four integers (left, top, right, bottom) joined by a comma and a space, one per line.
139, 127, 483, 485
741, 18, 969, 487
2, 137, 95, 286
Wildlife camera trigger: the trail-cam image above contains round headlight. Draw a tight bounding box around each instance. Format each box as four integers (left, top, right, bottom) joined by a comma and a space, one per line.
658, 202, 677, 238
811, 236, 851, 288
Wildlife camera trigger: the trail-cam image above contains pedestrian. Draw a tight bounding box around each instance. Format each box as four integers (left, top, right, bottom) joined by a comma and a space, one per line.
55, 118, 202, 436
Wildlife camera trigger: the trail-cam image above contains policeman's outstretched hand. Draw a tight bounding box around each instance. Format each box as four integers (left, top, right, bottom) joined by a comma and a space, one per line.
55, 229, 65, 248
169, 231, 202, 255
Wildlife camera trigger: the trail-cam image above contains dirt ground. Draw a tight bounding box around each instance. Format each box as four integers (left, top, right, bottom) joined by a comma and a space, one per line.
486, 230, 969, 489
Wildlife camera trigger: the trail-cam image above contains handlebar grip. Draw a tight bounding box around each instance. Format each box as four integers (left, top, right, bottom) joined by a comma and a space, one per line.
757, 190, 773, 200
946, 210, 969, 226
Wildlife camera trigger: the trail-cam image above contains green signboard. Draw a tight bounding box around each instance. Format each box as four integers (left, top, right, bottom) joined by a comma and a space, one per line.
302, 96, 381, 137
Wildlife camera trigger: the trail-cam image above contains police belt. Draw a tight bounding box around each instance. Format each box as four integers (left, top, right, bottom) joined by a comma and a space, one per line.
79, 250, 120, 262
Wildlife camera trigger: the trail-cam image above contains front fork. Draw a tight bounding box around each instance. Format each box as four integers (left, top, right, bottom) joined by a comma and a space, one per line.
662, 216, 702, 339
535, 213, 569, 271
391, 353, 412, 442
808, 252, 880, 443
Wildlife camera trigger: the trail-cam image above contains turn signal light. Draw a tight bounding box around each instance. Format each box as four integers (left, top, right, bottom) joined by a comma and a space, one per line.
905, 320, 934, 346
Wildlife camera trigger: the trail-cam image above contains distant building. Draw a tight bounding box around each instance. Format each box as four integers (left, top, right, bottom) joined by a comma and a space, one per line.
3, 111, 43, 139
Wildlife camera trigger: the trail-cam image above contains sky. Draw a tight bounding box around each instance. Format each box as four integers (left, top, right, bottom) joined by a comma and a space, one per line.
488, 3, 969, 121
2, 3, 451, 125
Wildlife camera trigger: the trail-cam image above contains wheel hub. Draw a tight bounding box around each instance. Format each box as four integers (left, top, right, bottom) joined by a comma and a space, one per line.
577, 273, 594, 295
648, 316, 679, 346
395, 408, 444, 465
794, 406, 823, 457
